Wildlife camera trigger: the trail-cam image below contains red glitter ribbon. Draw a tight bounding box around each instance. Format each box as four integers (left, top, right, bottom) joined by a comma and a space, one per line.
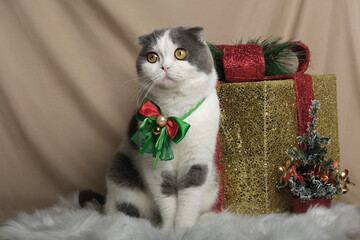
214, 133, 224, 212
220, 44, 265, 82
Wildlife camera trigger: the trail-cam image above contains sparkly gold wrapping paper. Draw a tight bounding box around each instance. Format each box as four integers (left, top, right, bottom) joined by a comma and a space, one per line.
217, 74, 339, 215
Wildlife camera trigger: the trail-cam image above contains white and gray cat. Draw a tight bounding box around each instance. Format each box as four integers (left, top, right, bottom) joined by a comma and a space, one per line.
80, 26, 220, 230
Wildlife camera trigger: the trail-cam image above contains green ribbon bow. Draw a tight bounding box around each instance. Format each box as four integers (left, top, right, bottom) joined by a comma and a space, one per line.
131, 98, 205, 168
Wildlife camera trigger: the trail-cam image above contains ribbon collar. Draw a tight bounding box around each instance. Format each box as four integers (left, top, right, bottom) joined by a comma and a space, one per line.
131, 98, 205, 168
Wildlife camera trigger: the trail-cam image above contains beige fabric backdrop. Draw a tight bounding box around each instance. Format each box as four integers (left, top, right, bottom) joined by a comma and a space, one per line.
0, 0, 359, 223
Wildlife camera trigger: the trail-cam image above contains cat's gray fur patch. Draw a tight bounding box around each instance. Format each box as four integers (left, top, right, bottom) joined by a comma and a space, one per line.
116, 202, 140, 218
160, 164, 209, 196
127, 114, 138, 149
169, 27, 214, 74
108, 153, 145, 190
78, 189, 105, 208
136, 28, 167, 73
178, 164, 208, 189
151, 209, 162, 226
160, 171, 178, 196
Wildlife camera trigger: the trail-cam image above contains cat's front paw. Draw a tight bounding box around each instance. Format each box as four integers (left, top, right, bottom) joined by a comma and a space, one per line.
161, 221, 175, 232
174, 219, 196, 231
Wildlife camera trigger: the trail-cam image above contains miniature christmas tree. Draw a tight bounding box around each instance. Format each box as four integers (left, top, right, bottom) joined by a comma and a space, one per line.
278, 100, 344, 200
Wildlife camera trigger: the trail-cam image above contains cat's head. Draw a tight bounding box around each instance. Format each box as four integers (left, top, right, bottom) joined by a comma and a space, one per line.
136, 27, 216, 96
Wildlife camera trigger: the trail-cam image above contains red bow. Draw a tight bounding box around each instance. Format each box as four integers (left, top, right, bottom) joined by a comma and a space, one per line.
138, 100, 179, 140
285, 165, 307, 183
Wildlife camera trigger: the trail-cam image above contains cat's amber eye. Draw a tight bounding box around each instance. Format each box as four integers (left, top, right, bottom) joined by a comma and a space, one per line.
147, 53, 158, 63
174, 48, 187, 60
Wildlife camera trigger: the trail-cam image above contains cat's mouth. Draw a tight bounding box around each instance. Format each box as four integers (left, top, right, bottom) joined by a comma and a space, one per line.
163, 72, 179, 82
157, 75, 178, 88
164, 75, 175, 81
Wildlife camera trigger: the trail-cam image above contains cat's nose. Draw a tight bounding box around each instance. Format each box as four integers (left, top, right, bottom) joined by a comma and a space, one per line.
161, 66, 170, 72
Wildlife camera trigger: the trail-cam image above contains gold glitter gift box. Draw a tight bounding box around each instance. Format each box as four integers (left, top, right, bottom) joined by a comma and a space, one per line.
217, 75, 339, 215
215, 44, 339, 215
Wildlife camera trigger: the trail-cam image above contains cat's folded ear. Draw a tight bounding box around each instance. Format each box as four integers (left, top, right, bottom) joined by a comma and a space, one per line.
187, 27, 206, 43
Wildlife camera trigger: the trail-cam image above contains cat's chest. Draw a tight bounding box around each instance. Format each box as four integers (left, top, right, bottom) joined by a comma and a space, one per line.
156, 104, 194, 119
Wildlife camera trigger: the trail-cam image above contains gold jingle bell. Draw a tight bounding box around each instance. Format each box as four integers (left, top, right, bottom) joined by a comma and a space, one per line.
340, 169, 355, 194
153, 126, 162, 135
156, 114, 168, 127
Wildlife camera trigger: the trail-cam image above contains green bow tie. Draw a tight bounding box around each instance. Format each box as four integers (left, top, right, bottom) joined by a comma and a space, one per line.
131, 98, 205, 168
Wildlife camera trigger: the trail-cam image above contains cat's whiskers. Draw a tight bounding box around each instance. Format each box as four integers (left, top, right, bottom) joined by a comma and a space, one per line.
119, 75, 153, 105
137, 78, 157, 106
117, 73, 153, 106
143, 80, 157, 98
124, 75, 151, 84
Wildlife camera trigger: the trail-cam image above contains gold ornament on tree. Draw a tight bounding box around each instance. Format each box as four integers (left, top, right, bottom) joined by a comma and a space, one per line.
339, 169, 355, 194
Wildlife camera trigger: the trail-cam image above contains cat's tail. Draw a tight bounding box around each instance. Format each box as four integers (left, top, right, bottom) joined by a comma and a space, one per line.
78, 189, 106, 212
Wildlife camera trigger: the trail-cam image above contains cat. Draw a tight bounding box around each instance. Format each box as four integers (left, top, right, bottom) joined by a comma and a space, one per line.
81, 26, 220, 231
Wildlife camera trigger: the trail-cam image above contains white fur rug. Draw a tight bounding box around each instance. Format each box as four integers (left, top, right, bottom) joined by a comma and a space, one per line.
1, 193, 360, 240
